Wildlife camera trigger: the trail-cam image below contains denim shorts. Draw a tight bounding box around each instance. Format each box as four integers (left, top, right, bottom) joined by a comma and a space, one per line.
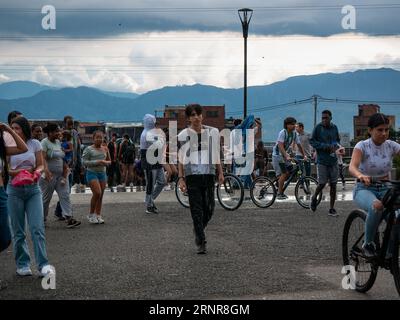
86, 171, 107, 183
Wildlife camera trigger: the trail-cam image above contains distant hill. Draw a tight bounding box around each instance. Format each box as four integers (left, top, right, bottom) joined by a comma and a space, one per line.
0, 68, 399, 141
0, 81, 55, 99
99, 90, 139, 100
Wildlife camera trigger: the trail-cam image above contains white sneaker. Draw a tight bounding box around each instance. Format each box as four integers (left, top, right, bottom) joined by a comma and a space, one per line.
88, 214, 99, 224
96, 215, 105, 224
16, 266, 33, 277
39, 264, 55, 277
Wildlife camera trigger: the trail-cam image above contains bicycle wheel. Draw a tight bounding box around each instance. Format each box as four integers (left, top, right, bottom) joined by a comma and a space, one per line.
217, 174, 244, 211
391, 224, 400, 296
342, 209, 378, 293
294, 176, 322, 209
175, 178, 190, 209
250, 176, 277, 208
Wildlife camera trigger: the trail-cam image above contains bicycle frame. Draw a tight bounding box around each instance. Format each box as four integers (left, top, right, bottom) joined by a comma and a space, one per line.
280, 160, 308, 193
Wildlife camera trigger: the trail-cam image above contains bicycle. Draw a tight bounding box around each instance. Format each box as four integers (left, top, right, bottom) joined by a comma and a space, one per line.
250, 159, 322, 209
175, 173, 245, 211
342, 178, 400, 295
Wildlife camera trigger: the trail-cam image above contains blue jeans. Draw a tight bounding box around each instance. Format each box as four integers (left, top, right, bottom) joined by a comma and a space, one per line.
144, 167, 167, 208
7, 183, 49, 270
0, 187, 11, 252
353, 182, 389, 245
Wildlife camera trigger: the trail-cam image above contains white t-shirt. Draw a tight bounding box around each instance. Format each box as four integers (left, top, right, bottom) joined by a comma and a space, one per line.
178, 126, 220, 176
355, 138, 400, 177
273, 129, 300, 157
9, 139, 42, 170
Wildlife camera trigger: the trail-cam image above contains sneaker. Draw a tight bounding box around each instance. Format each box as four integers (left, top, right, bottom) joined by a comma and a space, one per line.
75, 185, 81, 193
146, 206, 155, 214
16, 266, 32, 277
96, 216, 105, 224
88, 214, 99, 224
152, 205, 159, 214
276, 194, 288, 200
310, 196, 318, 212
55, 215, 66, 221
362, 242, 376, 258
67, 218, 81, 228
60, 178, 66, 186
328, 208, 339, 217
197, 241, 207, 254
39, 264, 55, 278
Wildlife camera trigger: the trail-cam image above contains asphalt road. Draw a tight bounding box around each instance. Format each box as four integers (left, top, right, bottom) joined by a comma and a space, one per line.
0, 188, 399, 300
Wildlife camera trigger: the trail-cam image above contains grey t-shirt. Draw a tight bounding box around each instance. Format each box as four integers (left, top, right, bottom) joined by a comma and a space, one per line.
355, 138, 400, 177
295, 131, 313, 158
82, 145, 107, 173
41, 138, 65, 175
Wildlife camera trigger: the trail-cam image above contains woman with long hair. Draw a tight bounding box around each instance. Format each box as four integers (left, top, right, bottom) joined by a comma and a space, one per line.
0, 119, 27, 276
7, 117, 55, 277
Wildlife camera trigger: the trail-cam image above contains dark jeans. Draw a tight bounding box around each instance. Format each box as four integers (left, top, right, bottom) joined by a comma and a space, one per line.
186, 175, 215, 243
107, 161, 119, 187
0, 187, 11, 252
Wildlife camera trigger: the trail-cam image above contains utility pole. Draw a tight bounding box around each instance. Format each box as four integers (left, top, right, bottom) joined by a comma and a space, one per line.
313, 95, 318, 128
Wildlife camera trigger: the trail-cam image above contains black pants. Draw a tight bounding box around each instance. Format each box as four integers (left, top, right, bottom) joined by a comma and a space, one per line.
107, 161, 119, 187
186, 175, 215, 243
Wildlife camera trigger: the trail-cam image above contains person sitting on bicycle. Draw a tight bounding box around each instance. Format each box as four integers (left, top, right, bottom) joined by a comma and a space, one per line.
272, 117, 307, 200
349, 113, 400, 257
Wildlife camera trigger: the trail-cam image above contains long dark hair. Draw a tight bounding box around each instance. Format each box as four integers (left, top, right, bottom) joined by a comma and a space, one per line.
11, 116, 31, 141
0, 131, 9, 187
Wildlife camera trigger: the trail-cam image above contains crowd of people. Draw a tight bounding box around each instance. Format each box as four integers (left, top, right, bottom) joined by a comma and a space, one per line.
0, 105, 399, 285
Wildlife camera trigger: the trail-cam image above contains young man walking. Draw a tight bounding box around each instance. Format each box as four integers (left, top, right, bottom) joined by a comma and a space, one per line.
140, 114, 167, 214
310, 110, 343, 216
178, 104, 224, 254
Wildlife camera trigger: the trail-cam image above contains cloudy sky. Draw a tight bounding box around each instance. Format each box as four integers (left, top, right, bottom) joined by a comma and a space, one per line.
0, 0, 399, 93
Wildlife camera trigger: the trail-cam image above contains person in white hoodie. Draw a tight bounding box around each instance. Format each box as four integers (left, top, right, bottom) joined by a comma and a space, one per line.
140, 114, 167, 214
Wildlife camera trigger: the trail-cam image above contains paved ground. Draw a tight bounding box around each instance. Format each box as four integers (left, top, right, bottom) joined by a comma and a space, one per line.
0, 186, 399, 300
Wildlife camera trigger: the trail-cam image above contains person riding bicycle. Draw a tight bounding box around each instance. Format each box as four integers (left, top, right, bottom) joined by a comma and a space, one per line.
349, 113, 400, 258
272, 117, 307, 200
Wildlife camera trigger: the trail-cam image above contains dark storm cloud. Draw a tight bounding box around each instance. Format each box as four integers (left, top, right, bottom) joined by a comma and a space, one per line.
0, 0, 399, 38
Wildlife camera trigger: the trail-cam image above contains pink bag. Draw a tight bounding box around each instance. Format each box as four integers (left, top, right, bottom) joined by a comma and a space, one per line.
11, 170, 35, 187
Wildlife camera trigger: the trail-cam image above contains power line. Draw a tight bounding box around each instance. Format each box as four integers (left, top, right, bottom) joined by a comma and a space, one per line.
226, 95, 400, 117
1, 4, 400, 13
1, 35, 400, 42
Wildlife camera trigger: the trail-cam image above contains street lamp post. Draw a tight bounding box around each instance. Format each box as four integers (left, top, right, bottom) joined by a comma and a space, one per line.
238, 8, 253, 119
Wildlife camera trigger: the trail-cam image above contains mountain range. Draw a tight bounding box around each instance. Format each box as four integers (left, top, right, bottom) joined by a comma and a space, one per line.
0, 68, 399, 141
